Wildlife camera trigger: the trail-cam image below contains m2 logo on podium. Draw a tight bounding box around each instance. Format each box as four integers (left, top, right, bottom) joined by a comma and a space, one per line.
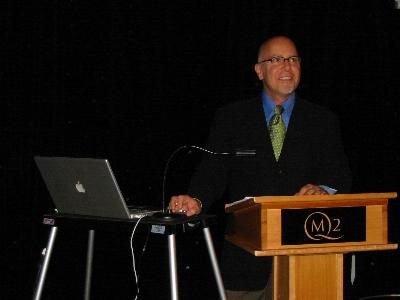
281, 207, 366, 245
304, 211, 344, 241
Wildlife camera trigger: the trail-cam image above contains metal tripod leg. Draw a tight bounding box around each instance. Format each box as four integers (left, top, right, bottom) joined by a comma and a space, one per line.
168, 233, 179, 300
84, 229, 95, 300
202, 226, 227, 300
33, 226, 58, 300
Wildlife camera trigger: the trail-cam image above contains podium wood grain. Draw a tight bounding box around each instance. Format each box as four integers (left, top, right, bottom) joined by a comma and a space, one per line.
225, 193, 398, 300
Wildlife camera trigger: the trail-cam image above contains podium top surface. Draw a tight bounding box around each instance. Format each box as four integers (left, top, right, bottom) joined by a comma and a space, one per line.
225, 192, 398, 212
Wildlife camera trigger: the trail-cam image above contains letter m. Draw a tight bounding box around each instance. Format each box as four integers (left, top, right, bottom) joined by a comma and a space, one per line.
311, 219, 325, 232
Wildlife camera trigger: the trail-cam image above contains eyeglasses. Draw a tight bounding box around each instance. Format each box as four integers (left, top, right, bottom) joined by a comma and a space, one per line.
258, 56, 301, 65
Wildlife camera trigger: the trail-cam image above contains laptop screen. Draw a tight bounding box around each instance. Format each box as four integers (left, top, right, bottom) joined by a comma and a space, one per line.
35, 156, 132, 219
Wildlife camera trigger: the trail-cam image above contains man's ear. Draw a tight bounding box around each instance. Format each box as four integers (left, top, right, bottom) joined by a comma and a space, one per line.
254, 63, 264, 80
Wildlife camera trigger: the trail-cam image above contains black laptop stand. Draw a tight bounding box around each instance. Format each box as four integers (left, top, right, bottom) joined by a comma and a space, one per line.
32, 213, 226, 300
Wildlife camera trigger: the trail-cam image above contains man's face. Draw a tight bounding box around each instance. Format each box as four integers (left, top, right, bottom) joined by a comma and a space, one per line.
254, 37, 301, 104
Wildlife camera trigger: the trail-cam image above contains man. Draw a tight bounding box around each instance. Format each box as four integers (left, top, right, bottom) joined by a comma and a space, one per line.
169, 36, 352, 299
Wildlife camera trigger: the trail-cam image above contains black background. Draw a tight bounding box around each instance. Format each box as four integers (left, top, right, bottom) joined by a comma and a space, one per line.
2, 1, 400, 299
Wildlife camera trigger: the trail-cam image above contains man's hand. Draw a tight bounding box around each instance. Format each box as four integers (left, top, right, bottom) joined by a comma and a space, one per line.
295, 184, 328, 196
168, 195, 202, 217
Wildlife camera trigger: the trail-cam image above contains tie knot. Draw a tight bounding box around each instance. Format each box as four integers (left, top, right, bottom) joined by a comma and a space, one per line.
274, 105, 283, 115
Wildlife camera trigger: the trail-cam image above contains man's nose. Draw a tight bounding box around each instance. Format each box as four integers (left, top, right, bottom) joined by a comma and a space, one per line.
283, 60, 291, 70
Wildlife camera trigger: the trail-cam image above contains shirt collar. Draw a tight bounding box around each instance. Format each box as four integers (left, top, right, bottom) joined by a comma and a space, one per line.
261, 91, 295, 126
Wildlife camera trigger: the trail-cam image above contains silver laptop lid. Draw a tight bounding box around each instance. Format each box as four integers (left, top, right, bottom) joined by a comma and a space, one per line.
34, 156, 132, 219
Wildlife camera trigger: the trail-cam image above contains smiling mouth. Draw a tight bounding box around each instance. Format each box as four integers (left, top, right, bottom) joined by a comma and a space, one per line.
279, 76, 292, 80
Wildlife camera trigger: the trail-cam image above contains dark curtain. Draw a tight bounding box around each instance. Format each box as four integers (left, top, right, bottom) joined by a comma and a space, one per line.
2, 1, 399, 299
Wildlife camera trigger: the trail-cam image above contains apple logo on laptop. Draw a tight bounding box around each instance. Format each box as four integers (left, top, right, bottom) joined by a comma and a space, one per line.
75, 181, 86, 193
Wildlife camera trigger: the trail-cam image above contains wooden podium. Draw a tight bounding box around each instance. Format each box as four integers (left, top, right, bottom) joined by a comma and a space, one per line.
225, 193, 398, 300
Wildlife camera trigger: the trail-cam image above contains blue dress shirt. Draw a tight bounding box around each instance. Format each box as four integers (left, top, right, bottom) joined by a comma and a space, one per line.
261, 91, 295, 128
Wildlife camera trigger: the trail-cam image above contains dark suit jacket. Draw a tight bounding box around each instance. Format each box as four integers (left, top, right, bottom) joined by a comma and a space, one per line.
188, 96, 352, 290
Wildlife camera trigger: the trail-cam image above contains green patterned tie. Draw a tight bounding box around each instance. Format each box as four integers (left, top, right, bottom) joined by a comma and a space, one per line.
269, 105, 286, 160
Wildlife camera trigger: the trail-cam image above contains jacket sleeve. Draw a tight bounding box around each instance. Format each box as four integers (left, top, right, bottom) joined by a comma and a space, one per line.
188, 106, 233, 211
316, 112, 352, 193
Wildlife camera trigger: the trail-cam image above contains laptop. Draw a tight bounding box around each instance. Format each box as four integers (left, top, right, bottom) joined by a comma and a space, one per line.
34, 156, 159, 219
